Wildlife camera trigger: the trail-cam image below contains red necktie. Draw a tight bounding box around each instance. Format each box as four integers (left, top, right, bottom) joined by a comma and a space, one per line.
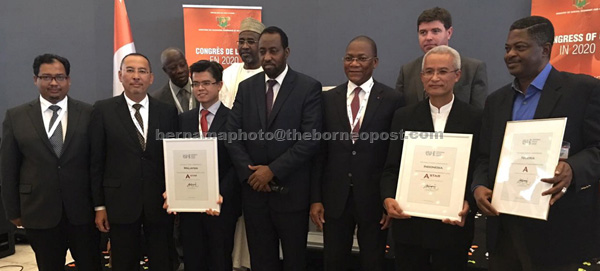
351, 87, 362, 139
200, 109, 209, 136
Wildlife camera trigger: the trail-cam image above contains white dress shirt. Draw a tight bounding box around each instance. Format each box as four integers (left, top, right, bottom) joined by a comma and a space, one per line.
40, 95, 68, 141
429, 94, 454, 132
346, 77, 374, 129
198, 101, 221, 133
124, 94, 149, 142
264, 65, 289, 106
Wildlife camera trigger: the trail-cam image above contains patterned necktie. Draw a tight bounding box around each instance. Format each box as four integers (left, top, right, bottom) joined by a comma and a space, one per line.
351, 87, 362, 141
177, 88, 189, 112
132, 104, 145, 150
200, 109, 209, 136
266, 79, 277, 117
48, 105, 63, 156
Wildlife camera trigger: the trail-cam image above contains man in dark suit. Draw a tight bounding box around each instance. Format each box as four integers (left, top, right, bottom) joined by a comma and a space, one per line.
177, 60, 241, 271
396, 7, 488, 109
1, 54, 101, 270
309, 36, 403, 271
91, 53, 178, 271
382, 46, 481, 271
226, 26, 322, 271
152, 47, 195, 114
473, 16, 600, 270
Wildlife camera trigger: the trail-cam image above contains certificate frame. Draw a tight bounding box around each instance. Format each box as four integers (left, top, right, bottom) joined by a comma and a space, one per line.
491, 117, 567, 220
163, 138, 220, 212
395, 132, 473, 221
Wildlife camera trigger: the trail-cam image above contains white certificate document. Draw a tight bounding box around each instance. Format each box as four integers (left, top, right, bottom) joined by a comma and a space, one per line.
395, 132, 473, 221
491, 118, 567, 220
163, 138, 220, 212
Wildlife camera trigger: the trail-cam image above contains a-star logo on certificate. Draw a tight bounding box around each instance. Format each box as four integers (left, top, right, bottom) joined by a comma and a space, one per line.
573, 0, 590, 9
216, 17, 230, 29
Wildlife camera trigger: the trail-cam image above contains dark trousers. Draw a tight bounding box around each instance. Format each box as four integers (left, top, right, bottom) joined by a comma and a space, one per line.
26, 214, 101, 271
243, 194, 308, 270
179, 212, 238, 271
393, 243, 467, 271
109, 214, 174, 271
323, 189, 387, 271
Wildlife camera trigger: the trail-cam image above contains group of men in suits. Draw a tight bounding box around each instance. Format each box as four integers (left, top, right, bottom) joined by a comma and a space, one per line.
2, 11, 600, 271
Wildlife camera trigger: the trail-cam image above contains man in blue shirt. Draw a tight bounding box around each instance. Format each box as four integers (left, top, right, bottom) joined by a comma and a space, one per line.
472, 16, 600, 270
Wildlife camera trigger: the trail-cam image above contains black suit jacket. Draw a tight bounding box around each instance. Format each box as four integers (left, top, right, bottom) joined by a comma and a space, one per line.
1, 97, 95, 229
178, 104, 241, 217
311, 81, 403, 220
226, 68, 322, 212
381, 98, 481, 250
472, 68, 600, 264
90, 94, 178, 224
396, 55, 488, 109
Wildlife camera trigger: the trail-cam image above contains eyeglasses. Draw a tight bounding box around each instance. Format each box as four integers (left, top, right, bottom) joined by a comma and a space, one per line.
192, 81, 218, 88
342, 56, 375, 63
237, 39, 257, 46
123, 68, 150, 75
37, 74, 68, 82
421, 69, 459, 78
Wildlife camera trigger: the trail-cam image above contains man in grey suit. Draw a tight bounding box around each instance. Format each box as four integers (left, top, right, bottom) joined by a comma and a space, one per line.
1, 54, 101, 271
152, 47, 195, 114
396, 7, 488, 109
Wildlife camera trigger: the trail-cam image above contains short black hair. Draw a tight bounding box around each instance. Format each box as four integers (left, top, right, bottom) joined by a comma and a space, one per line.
417, 7, 452, 30
33, 54, 70, 76
510, 16, 555, 46
120, 53, 152, 72
260, 26, 289, 49
189, 60, 224, 82
348, 35, 378, 57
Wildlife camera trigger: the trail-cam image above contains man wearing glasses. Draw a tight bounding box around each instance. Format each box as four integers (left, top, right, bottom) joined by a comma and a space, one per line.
153, 47, 195, 114
396, 7, 488, 109
90, 53, 178, 270
310, 36, 403, 271
1, 54, 101, 270
220, 17, 265, 109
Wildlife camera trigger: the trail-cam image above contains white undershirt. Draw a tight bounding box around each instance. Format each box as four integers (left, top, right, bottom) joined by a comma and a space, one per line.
429, 94, 454, 132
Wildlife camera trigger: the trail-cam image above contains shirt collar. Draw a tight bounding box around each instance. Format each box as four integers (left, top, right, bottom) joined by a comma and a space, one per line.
347, 77, 374, 98
169, 78, 192, 94
200, 101, 221, 115
512, 63, 553, 94
124, 93, 149, 109
40, 95, 68, 111
429, 94, 454, 114
264, 65, 289, 85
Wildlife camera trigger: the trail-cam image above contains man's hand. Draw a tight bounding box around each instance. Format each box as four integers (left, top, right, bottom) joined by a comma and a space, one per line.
309, 203, 325, 231
442, 200, 469, 227
541, 161, 573, 205
383, 198, 411, 219
206, 195, 223, 216
95, 210, 110, 233
248, 165, 273, 192
10, 218, 22, 228
162, 191, 177, 215
380, 213, 391, 230
474, 186, 499, 216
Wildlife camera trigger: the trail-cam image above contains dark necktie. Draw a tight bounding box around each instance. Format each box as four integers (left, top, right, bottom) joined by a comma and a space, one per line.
351, 87, 362, 141
48, 105, 63, 156
177, 88, 189, 112
200, 109, 209, 136
132, 104, 145, 150
266, 79, 277, 117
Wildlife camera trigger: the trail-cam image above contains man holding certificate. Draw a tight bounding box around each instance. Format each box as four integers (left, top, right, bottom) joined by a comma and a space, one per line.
381, 45, 482, 271
472, 16, 600, 270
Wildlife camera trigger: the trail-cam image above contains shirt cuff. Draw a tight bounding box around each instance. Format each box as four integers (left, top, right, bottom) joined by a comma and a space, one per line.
94, 206, 106, 211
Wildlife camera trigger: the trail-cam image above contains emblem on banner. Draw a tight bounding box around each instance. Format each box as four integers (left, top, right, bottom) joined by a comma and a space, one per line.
573, 0, 590, 9
217, 17, 231, 29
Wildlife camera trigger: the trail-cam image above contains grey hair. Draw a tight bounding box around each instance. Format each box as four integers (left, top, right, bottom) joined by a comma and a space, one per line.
421, 45, 461, 70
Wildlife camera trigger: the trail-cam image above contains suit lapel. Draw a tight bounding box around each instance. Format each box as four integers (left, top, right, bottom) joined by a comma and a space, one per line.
333, 84, 353, 149
62, 99, 80, 153
268, 70, 296, 128
534, 68, 562, 119
415, 56, 425, 101
147, 97, 160, 152
26, 99, 56, 155
209, 104, 228, 133
115, 94, 143, 150
414, 101, 435, 131
444, 100, 465, 133
254, 76, 267, 129
360, 81, 383, 131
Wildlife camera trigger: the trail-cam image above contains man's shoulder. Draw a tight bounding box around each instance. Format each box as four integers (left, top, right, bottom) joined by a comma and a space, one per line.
288, 69, 321, 86
6, 99, 38, 114
401, 56, 423, 70
460, 55, 485, 66
223, 62, 243, 74
149, 83, 171, 98
93, 95, 121, 108
68, 97, 93, 113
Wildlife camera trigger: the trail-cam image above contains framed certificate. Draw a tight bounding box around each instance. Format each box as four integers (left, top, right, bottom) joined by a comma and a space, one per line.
163, 138, 220, 213
395, 132, 473, 221
491, 118, 567, 220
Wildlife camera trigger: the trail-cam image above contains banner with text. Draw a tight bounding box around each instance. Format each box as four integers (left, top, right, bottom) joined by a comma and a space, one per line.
532, 0, 600, 78
182, 5, 262, 69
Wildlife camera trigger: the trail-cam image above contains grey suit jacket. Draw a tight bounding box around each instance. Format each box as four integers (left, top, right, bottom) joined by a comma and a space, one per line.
150, 82, 196, 113
396, 55, 488, 109
1, 97, 95, 229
